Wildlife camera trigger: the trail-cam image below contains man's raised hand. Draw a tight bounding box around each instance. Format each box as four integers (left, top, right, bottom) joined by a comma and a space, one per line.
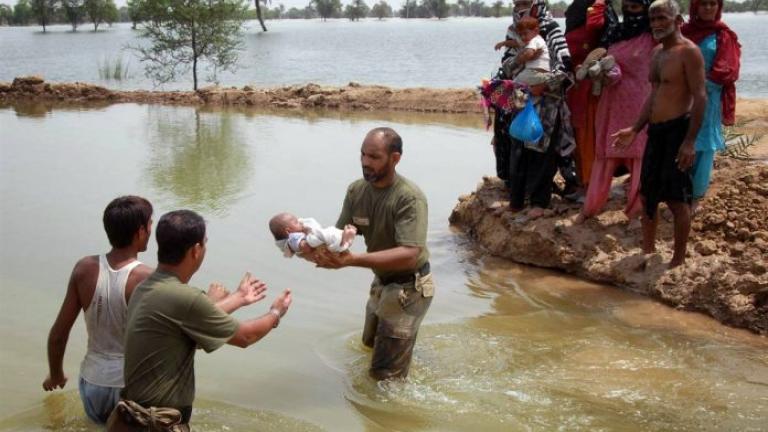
237, 272, 267, 305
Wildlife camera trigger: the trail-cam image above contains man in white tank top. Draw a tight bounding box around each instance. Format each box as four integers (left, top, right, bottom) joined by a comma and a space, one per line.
43, 196, 154, 423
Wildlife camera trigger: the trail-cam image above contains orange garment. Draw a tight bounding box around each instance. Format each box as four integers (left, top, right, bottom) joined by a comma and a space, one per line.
568, 84, 598, 186
565, 1, 605, 186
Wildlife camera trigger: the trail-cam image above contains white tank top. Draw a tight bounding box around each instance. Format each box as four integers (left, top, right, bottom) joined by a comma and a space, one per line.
79, 255, 141, 387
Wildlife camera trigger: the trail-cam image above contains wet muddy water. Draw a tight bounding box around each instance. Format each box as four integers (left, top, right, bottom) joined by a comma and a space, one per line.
1, 103, 766, 431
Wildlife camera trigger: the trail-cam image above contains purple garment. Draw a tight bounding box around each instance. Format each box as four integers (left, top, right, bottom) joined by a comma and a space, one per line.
595, 33, 656, 160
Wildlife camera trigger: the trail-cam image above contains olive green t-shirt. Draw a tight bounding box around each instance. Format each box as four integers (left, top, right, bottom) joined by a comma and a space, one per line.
122, 270, 238, 410
336, 174, 429, 278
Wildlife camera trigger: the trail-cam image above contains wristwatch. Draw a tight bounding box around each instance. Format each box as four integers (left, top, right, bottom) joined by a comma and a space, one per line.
269, 308, 281, 328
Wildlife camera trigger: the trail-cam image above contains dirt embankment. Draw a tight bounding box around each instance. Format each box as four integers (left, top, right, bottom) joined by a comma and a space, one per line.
0, 76, 481, 113
450, 103, 768, 334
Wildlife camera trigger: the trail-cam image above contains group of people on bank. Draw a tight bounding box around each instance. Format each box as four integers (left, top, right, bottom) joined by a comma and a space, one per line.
43, 128, 433, 431
486, 0, 740, 268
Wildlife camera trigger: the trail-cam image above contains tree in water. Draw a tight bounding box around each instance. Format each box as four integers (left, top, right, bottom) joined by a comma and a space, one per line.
344, 0, 367, 20
13, 0, 33, 25
254, 0, 269, 31
30, 0, 56, 32
126, 0, 143, 29
134, 0, 248, 90
84, 0, 106, 31
422, 0, 448, 18
369, 0, 391, 19
0, 5, 13, 25
492, 0, 503, 17
61, 0, 84, 31
311, 0, 341, 20
104, 0, 118, 26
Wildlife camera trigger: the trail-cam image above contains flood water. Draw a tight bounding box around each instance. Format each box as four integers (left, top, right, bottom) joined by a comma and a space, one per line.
1, 15, 767, 98
1, 102, 767, 431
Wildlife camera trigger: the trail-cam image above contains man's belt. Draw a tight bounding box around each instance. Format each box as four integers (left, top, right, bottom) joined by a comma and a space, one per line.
379, 261, 430, 286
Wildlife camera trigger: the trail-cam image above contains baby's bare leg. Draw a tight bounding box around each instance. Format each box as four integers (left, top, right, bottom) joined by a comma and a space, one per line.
341, 225, 357, 247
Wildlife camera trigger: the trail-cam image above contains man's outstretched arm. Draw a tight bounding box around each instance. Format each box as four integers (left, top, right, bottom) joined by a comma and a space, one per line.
43, 261, 85, 391
227, 289, 292, 348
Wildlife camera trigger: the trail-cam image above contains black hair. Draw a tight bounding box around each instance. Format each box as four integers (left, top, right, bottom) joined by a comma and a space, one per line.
102, 196, 153, 248
369, 127, 403, 155
156, 210, 206, 265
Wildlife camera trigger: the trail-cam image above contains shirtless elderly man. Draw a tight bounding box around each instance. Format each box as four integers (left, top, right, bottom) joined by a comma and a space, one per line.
613, 0, 706, 268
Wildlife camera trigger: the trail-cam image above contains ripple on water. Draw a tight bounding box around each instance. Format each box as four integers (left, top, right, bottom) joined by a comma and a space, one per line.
0, 392, 324, 432
337, 316, 768, 432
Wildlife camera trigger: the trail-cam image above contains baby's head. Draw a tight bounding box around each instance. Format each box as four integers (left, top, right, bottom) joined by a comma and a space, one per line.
515, 16, 540, 43
269, 212, 304, 240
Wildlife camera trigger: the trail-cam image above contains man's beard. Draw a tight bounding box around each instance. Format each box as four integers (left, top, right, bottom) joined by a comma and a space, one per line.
652, 24, 675, 40
363, 166, 387, 183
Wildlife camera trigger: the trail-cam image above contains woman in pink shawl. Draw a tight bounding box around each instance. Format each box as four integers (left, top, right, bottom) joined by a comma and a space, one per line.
577, 0, 656, 222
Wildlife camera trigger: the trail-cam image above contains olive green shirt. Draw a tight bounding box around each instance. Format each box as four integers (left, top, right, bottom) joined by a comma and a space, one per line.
122, 270, 238, 410
336, 173, 429, 279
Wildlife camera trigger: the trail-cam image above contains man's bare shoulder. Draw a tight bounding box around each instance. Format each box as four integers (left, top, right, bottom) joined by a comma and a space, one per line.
679, 39, 704, 60
126, 263, 154, 290
72, 255, 99, 280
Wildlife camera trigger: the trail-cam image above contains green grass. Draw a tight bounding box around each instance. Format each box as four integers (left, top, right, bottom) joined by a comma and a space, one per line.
722, 119, 764, 160
97, 56, 132, 81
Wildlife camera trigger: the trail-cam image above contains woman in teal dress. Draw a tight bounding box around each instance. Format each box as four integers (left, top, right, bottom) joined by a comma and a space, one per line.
682, 0, 741, 209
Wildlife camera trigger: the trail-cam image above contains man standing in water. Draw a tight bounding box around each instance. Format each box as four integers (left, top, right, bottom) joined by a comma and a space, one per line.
613, 0, 706, 268
108, 210, 292, 431
43, 196, 154, 424
314, 127, 435, 380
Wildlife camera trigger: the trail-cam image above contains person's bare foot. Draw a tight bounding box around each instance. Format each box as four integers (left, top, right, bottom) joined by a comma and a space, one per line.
207, 282, 229, 302
574, 213, 588, 224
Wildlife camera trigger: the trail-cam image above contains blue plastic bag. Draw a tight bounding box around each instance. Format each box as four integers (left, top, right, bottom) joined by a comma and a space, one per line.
508, 98, 543, 143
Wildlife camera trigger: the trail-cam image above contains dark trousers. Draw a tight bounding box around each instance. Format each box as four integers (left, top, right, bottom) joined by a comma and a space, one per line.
494, 109, 561, 208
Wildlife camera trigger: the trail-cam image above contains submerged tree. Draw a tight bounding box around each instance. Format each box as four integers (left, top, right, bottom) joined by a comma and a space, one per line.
422, 0, 448, 18
311, 0, 340, 20
84, 0, 106, 30
344, 0, 367, 20
61, 0, 84, 31
369, 0, 391, 19
30, 0, 56, 32
135, 0, 248, 90
13, 0, 32, 25
253, 0, 269, 31
0, 5, 13, 25
126, 0, 144, 28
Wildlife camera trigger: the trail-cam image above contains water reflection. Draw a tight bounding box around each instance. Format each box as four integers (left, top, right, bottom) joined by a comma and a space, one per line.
144, 106, 251, 216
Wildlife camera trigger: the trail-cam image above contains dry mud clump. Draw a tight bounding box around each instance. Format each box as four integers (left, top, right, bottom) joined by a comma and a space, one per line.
0, 76, 480, 113
450, 157, 768, 335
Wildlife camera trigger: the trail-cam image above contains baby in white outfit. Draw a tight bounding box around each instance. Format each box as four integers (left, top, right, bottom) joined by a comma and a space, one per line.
269, 212, 357, 258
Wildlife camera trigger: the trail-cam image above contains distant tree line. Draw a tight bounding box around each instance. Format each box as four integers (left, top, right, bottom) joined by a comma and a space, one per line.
0, 0, 119, 31
1, 0, 766, 29
251, 0, 768, 21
